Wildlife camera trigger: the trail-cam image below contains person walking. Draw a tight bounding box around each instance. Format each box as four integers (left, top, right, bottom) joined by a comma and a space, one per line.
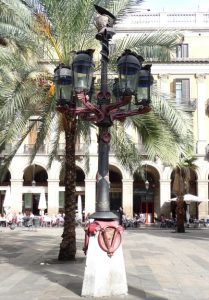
118, 207, 124, 226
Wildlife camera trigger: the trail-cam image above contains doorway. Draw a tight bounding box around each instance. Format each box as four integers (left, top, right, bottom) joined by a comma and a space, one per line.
133, 190, 154, 223
23, 193, 47, 215
0, 191, 5, 215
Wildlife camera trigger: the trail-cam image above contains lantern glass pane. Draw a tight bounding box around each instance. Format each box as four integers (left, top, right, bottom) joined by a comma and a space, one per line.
118, 66, 139, 93
137, 86, 148, 101
55, 84, 60, 101
137, 68, 152, 102
60, 85, 72, 101
73, 64, 93, 93
54, 66, 72, 102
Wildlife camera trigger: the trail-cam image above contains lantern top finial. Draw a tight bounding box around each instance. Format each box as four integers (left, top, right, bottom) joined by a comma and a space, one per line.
94, 4, 116, 32
118, 49, 144, 64
94, 5, 116, 21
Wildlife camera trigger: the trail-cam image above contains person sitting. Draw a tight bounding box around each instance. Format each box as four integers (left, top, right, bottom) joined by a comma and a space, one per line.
160, 214, 166, 228
17, 212, 24, 227
139, 213, 146, 224
51, 214, 58, 227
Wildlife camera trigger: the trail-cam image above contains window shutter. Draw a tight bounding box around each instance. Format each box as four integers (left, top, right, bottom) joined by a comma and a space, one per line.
182, 79, 190, 100
171, 80, 176, 94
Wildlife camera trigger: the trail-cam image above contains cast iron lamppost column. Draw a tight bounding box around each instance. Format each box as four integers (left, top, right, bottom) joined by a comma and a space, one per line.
145, 164, 150, 224
54, 5, 153, 297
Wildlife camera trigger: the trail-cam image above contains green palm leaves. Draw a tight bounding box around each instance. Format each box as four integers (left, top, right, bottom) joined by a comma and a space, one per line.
0, 0, 194, 172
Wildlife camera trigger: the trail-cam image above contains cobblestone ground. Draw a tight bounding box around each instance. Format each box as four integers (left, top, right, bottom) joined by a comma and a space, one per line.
0, 225, 209, 300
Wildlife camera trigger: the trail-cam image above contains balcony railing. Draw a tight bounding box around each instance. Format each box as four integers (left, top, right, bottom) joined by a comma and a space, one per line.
57, 143, 89, 156
115, 12, 209, 31
24, 144, 47, 154
0, 143, 89, 156
180, 98, 197, 111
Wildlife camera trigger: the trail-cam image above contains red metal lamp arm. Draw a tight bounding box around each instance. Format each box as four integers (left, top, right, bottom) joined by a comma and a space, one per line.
111, 106, 151, 122
105, 95, 132, 113
76, 92, 105, 122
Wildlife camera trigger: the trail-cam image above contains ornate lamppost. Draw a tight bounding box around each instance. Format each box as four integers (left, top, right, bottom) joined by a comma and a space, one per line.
145, 166, 150, 224
54, 5, 153, 298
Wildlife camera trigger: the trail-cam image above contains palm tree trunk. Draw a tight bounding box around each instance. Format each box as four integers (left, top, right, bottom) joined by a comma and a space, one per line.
58, 115, 76, 260
173, 167, 185, 233
176, 196, 185, 233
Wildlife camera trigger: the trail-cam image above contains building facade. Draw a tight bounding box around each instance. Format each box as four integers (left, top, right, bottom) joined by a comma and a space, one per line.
1, 11, 209, 222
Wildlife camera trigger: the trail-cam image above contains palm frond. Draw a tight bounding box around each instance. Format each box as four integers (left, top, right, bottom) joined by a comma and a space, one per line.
111, 123, 144, 173
47, 113, 62, 169
28, 96, 56, 163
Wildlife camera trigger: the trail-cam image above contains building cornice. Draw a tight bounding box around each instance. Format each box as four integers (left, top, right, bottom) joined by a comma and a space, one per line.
115, 11, 209, 32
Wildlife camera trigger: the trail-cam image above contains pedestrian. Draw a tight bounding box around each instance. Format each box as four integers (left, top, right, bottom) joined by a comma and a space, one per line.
118, 207, 124, 225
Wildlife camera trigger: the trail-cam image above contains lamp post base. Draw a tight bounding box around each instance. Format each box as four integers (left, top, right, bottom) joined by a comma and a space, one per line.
90, 211, 118, 220
81, 221, 128, 297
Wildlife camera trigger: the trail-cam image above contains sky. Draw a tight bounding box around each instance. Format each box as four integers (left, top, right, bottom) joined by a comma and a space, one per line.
139, 0, 209, 12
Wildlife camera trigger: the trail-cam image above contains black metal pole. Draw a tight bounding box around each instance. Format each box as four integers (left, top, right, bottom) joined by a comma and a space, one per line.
96, 127, 110, 212
90, 26, 117, 220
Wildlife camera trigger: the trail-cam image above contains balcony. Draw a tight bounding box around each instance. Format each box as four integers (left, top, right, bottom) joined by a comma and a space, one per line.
1, 143, 89, 157
24, 144, 47, 154
57, 143, 89, 156
180, 98, 197, 112
115, 12, 209, 32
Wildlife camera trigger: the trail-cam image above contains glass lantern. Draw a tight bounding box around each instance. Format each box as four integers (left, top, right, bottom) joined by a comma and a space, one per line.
54, 65, 72, 105
137, 64, 153, 104
72, 50, 95, 93
117, 49, 143, 95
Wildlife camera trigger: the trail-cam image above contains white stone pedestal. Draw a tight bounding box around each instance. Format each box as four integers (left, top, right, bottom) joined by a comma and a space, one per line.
81, 231, 128, 297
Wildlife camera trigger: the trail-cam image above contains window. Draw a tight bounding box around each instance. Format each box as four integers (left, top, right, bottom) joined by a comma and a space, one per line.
176, 44, 189, 58
28, 118, 41, 144
174, 79, 190, 104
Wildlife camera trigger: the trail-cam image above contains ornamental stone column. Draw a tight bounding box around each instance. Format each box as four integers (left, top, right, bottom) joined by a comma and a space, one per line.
158, 74, 170, 95
159, 179, 171, 209
10, 179, 23, 213
47, 179, 60, 215
84, 178, 96, 216
197, 179, 208, 219
196, 74, 207, 154
122, 179, 133, 217
158, 179, 171, 217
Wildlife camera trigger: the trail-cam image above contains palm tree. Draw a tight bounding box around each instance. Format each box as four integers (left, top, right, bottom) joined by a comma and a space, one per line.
0, 0, 194, 259
172, 156, 197, 233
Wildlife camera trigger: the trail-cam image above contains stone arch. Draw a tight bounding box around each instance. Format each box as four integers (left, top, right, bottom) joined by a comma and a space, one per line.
22, 164, 48, 215
109, 164, 123, 211
0, 168, 11, 215
133, 163, 160, 223
59, 165, 86, 213
170, 168, 198, 220
89, 157, 126, 180
23, 164, 48, 186
75, 166, 85, 220
59, 165, 85, 186
170, 168, 198, 196
10, 158, 48, 181
0, 169, 11, 186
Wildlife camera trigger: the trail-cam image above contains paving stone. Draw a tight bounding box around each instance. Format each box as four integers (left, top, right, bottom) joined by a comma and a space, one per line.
1, 227, 209, 299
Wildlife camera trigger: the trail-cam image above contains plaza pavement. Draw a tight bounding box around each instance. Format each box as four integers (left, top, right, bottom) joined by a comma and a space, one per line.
0, 225, 209, 300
